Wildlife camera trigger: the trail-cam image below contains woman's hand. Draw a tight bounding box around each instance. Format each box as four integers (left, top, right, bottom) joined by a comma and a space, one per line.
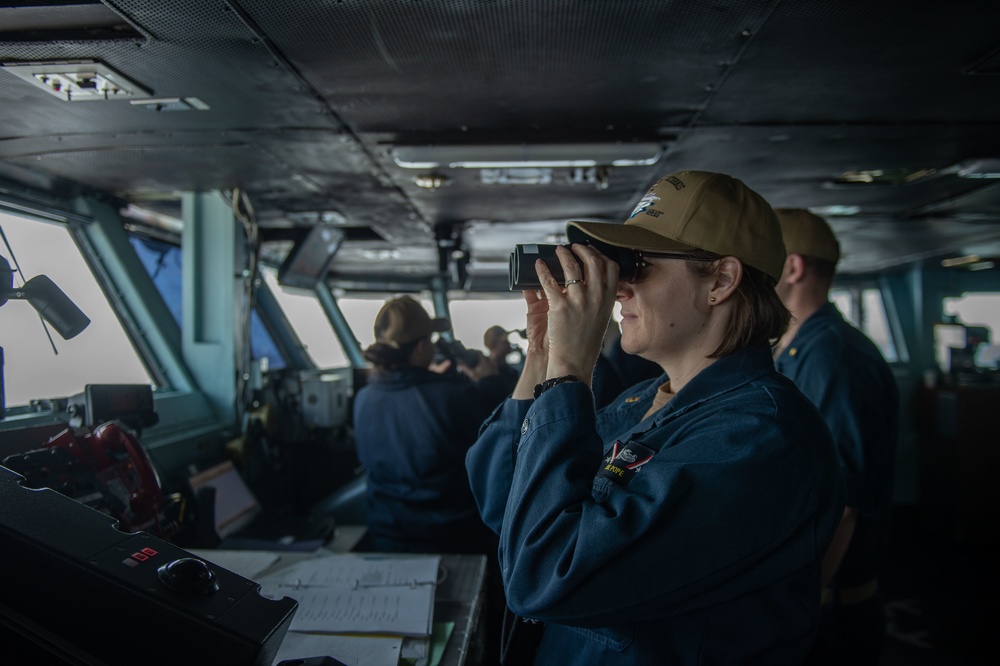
539, 244, 619, 385
511, 287, 551, 399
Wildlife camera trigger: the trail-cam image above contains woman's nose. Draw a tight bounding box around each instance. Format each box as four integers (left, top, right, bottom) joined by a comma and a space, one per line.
616, 281, 632, 300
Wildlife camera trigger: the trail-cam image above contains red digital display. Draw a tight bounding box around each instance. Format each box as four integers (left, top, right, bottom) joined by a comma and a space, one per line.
126, 548, 158, 564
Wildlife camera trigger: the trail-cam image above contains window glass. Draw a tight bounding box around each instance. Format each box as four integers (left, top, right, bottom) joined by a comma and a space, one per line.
1, 211, 152, 407
260, 266, 346, 368
446, 298, 528, 353
828, 287, 898, 362
131, 235, 183, 324
830, 289, 855, 325
327, 294, 528, 363
250, 309, 286, 370
943, 293, 1000, 369
861, 288, 898, 362
128, 235, 285, 370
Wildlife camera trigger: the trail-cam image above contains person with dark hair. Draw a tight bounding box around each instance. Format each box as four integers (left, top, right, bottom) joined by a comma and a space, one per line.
466, 171, 844, 665
353, 296, 503, 554
774, 209, 899, 666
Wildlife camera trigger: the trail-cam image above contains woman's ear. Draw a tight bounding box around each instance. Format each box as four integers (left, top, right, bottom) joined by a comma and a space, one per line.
708, 257, 743, 304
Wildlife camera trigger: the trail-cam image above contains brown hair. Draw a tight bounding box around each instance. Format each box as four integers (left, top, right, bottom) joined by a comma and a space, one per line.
362, 337, 425, 372
686, 252, 790, 357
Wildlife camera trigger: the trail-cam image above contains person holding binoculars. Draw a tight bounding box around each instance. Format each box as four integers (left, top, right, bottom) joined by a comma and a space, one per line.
466, 170, 845, 665
353, 296, 506, 555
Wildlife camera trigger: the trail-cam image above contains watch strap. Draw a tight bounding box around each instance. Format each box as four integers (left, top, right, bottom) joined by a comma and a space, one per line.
533, 374, 581, 399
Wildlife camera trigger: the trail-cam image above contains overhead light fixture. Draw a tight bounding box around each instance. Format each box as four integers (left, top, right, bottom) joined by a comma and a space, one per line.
480, 168, 552, 185
810, 205, 860, 216
940, 255, 981, 268
414, 174, 450, 189
392, 143, 663, 169
129, 97, 210, 112
952, 159, 1000, 179
833, 168, 936, 185
285, 210, 348, 226
1, 60, 150, 102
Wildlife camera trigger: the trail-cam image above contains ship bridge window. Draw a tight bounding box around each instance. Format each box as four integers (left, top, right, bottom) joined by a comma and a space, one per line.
343, 295, 527, 356
260, 265, 347, 368
0, 210, 152, 408
445, 297, 530, 354
129, 235, 285, 370
280, 292, 529, 367
943, 293, 1000, 370
830, 286, 900, 363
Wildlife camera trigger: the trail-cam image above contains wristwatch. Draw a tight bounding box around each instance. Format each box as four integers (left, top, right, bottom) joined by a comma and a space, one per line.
533, 374, 581, 399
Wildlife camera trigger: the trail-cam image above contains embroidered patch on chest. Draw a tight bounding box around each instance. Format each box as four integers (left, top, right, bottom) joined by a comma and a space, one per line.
598, 439, 656, 486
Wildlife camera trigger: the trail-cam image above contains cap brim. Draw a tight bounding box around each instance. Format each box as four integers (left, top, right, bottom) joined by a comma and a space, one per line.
567, 220, 700, 253
431, 318, 451, 333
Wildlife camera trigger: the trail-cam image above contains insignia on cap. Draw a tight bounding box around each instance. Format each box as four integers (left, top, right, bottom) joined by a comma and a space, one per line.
628, 192, 660, 220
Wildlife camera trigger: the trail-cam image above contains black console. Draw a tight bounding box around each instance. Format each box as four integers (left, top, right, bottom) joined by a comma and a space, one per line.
0, 464, 297, 666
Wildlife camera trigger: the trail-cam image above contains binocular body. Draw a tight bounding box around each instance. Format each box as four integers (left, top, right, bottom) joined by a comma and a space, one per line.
508, 242, 640, 290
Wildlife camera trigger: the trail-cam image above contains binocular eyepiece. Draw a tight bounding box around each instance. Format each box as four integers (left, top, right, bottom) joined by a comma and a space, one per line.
508, 242, 640, 291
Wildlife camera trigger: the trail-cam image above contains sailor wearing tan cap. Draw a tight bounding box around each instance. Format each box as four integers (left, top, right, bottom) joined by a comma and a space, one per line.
466, 171, 845, 665
774, 209, 899, 666
353, 296, 507, 555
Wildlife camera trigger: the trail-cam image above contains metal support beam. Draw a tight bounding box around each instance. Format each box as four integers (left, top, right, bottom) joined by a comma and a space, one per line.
429, 275, 453, 342
316, 281, 366, 369
181, 192, 244, 429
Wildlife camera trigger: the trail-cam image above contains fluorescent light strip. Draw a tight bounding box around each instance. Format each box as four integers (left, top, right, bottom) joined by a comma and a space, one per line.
392, 143, 662, 169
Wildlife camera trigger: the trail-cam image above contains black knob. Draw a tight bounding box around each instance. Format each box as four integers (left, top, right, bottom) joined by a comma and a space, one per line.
157, 558, 219, 596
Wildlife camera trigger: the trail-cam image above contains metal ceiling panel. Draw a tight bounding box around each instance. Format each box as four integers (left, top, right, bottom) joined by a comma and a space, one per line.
0, 0, 998, 282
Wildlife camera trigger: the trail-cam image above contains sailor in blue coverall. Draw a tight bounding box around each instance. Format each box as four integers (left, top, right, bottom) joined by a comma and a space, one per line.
354, 296, 507, 554
774, 209, 899, 665
466, 172, 845, 665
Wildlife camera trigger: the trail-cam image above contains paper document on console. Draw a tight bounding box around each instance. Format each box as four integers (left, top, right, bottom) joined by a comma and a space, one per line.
271, 633, 402, 666
258, 554, 440, 637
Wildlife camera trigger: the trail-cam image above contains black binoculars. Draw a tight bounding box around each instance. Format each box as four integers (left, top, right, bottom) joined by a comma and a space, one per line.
434, 339, 481, 368
508, 241, 641, 290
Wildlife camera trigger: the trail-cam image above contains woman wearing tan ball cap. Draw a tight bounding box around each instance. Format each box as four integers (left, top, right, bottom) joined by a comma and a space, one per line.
467, 171, 844, 665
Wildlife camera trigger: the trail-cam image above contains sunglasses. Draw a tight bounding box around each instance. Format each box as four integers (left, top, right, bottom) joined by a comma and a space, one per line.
631, 250, 713, 280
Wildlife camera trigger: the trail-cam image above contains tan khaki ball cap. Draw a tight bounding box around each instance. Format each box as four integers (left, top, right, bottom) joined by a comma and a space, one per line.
774, 208, 841, 264
567, 170, 786, 281
374, 296, 450, 348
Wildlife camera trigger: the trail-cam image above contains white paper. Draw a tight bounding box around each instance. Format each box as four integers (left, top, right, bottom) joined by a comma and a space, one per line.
270, 585, 435, 636
257, 554, 440, 637
271, 554, 441, 589
271, 633, 402, 666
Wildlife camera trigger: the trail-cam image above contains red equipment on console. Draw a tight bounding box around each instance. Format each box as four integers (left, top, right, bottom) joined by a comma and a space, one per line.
3, 421, 180, 539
